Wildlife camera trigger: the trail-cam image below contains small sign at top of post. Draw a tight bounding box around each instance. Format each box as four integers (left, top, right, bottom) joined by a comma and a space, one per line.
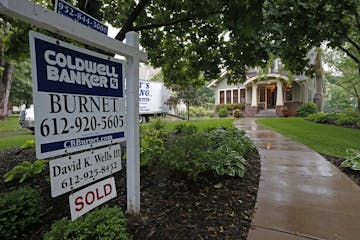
55, 0, 108, 35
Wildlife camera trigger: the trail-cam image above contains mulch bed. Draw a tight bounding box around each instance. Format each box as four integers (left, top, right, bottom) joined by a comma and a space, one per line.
322, 154, 360, 186
0, 147, 260, 240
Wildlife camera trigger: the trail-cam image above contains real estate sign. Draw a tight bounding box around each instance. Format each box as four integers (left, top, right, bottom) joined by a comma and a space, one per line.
29, 31, 126, 159
49, 144, 121, 197
69, 177, 117, 221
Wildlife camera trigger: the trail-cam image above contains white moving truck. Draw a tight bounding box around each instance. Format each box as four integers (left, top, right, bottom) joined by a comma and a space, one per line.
139, 80, 170, 122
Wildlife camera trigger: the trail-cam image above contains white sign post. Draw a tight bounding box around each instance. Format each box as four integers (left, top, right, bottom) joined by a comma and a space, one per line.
0, 0, 145, 215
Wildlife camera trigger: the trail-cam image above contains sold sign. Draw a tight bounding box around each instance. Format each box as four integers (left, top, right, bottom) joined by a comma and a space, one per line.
69, 177, 117, 220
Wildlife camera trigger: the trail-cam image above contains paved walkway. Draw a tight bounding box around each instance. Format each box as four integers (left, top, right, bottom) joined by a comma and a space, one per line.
235, 119, 360, 240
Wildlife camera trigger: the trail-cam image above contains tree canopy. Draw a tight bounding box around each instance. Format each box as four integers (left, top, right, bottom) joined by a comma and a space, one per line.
101, 0, 359, 85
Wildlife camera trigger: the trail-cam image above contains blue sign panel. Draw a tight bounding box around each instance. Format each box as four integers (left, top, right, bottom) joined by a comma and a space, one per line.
34, 38, 123, 97
30, 31, 125, 159
55, 0, 108, 35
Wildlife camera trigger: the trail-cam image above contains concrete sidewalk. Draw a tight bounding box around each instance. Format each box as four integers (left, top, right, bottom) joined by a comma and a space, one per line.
235, 119, 360, 240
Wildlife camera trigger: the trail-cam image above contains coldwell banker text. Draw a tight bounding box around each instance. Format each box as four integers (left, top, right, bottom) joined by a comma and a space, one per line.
45, 50, 119, 89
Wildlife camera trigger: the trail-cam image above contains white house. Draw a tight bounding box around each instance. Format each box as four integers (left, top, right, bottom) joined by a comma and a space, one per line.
208, 50, 323, 117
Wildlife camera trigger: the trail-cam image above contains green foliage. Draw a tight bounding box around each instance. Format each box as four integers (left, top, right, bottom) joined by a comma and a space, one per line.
140, 119, 167, 167
215, 103, 245, 112
335, 109, 360, 126
189, 106, 207, 117
3, 159, 48, 183
10, 60, 32, 106
210, 148, 247, 177
43, 206, 131, 240
233, 109, 244, 118
218, 107, 228, 118
0, 187, 41, 240
296, 103, 317, 117
206, 128, 255, 177
22, 139, 35, 149
341, 149, 360, 171
307, 112, 338, 124
160, 124, 209, 179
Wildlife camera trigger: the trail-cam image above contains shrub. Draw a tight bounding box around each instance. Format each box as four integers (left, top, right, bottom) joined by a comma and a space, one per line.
215, 103, 245, 113
233, 109, 244, 118
43, 206, 131, 240
0, 187, 41, 240
296, 102, 317, 117
209, 147, 247, 177
341, 149, 360, 171
307, 112, 330, 123
140, 119, 167, 167
335, 109, 360, 126
160, 124, 209, 179
218, 107, 228, 118
189, 106, 207, 117
206, 127, 255, 177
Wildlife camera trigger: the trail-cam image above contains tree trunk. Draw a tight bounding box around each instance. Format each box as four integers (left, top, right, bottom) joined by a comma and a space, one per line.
358, 99, 360, 112
0, 63, 15, 119
186, 102, 190, 121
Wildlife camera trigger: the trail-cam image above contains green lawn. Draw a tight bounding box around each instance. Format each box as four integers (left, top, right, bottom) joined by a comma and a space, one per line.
0, 115, 34, 150
256, 118, 360, 158
162, 118, 235, 131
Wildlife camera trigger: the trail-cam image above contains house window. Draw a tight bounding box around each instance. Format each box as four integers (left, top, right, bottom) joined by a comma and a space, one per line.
233, 89, 239, 103
259, 87, 266, 102
285, 86, 293, 101
240, 89, 246, 103
226, 90, 231, 104
219, 90, 225, 104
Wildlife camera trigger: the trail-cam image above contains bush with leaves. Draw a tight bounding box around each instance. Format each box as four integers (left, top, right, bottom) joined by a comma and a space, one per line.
218, 107, 228, 118
3, 159, 48, 183
341, 149, 360, 171
0, 187, 41, 240
140, 119, 167, 167
296, 102, 317, 117
209, 146, 247, 177
43, 206, 131, 240
335, 109, 360, 126
233, 109, 244, 118
160, 124, 209, 179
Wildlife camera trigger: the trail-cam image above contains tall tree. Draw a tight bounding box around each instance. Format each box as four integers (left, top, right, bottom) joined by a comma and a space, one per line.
10, 60, 32, 107
0, 17, 31, 118
323, 47, 360, 111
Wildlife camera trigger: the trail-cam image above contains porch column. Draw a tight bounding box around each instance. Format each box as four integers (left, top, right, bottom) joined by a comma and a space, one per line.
276, 81, 284, 106
251, 83, 258, 107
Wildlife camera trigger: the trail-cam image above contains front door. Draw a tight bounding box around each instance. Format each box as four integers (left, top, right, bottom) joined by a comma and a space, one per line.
266, 86, 277, 109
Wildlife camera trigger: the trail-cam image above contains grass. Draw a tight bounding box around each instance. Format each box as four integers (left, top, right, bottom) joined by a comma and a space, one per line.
0, 115, 34, 150
256, 118, 360, 158
161, 118, 235, 131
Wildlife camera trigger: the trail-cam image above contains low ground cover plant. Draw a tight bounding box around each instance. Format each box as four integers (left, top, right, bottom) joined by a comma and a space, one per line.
341, 149, 360, 171
0, 187, 42, 240
140, 120, 256, 179
3, 159, 48, 183
218, 107, 228, 118
44, 206, 131, 240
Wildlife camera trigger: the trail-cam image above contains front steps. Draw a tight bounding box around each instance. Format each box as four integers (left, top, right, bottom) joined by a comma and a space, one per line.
256, 109, 277, 118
